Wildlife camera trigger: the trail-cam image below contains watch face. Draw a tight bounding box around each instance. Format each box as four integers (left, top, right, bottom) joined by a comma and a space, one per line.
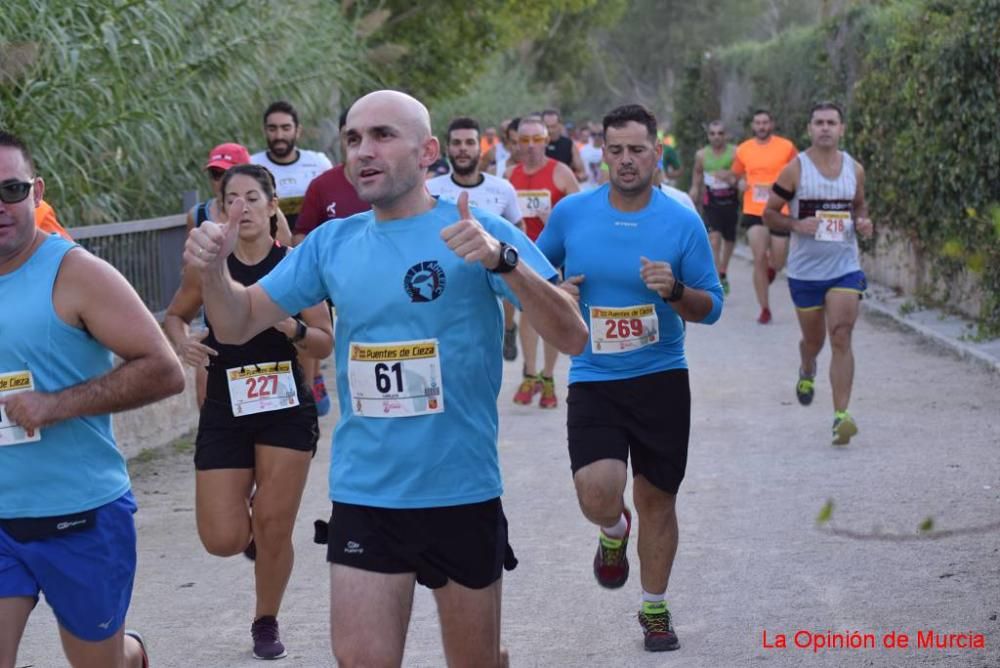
503, 247, 518, 265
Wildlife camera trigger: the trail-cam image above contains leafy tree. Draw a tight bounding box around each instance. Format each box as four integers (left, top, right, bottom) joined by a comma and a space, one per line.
1, 0, 365, 224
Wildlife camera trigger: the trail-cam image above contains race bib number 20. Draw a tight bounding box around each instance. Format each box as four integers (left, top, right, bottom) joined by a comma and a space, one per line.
589, 305, 659, 354
348, 339, 444, 418
0, 371, 41, 446
517, 190, 552, 217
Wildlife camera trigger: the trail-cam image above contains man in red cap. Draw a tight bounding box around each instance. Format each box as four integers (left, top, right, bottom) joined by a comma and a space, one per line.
186, 143, 251, 232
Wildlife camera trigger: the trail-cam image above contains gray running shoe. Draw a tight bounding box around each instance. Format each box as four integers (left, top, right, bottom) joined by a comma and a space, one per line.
502, 324, 518, 361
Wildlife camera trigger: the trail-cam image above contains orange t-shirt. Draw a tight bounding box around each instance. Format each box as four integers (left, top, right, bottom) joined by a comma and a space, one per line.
35, 200, 73, 240
480, 137, 497, 155
732, 136, 797, 216
509, 159, 564, 241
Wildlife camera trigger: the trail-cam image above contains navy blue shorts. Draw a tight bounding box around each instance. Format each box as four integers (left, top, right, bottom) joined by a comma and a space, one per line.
788, 270, 866, 310
0, 491, 137, 641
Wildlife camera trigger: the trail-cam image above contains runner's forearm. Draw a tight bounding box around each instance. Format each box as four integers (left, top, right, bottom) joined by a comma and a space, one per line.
201, 264, 255, 345
763, 208, 798, 233
667, 287, 715, 323
504, 267, 588, 354
49, 350, 184, 422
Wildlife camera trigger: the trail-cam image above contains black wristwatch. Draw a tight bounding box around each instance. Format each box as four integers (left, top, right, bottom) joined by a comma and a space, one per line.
490, 242, 519, 274
665, 279, 685, 303
289, 317, 307, 343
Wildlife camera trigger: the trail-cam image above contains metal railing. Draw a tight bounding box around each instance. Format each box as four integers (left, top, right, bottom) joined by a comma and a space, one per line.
68, 214, 188, 317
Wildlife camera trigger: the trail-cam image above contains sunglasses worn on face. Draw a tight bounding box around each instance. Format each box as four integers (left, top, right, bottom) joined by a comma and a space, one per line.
0, 179, 33, 204
207, 169, 226, 181
518, 136, 548, 145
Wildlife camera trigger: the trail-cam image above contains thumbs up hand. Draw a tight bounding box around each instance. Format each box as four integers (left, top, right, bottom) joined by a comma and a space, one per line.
184, 197, 241, 270
440, 192, 502, 270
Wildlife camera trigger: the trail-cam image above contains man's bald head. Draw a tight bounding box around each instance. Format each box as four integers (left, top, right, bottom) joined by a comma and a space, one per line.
348, 90, 432, 141
342, 89, 439, 215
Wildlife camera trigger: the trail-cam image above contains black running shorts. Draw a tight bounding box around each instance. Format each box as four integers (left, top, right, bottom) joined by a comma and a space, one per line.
194, 397, 319, 470
741, 213, 789, 238
704, 205, 739, 242
567, 369, 690, 494
326, 499, 517, 590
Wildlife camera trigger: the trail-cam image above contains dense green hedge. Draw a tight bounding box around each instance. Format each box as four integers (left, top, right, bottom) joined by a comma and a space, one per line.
675, 0, 1000, 334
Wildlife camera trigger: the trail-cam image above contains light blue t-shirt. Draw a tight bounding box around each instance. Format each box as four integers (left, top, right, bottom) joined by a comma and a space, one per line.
259, 199, 557, 508
536, 184, 723, 383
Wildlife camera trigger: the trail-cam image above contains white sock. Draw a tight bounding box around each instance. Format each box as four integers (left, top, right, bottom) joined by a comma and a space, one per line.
601, 512, 628, 539
642, 589, 666, 604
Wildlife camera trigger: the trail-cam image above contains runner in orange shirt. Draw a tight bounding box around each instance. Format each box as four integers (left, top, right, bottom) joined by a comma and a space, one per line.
34, 200, 72, 240
731, 109, 797, 324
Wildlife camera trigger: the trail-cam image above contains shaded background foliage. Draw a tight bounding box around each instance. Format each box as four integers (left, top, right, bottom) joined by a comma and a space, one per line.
2, 0, 997, 331
1, 0, 365, 225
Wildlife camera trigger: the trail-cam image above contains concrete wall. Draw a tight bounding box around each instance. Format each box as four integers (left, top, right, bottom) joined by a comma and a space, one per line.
114, 366, 199, 459
861, 226, 983, 319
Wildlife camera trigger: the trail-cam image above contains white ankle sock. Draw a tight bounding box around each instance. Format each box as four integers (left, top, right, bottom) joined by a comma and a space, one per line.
601, 512, 628, 539
642, 589, 666, 604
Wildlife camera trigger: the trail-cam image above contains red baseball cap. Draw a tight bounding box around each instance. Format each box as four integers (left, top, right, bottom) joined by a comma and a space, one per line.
204, 143, 251, 170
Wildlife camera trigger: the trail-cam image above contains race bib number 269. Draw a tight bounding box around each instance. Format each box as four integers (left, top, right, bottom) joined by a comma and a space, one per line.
589, 305, 659, 354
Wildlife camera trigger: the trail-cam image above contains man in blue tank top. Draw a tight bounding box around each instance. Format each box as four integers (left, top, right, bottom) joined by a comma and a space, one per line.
185, 89, 589, 667
763, 102, 874, 446
0, 132, 185, 668
536, 104, 723, 653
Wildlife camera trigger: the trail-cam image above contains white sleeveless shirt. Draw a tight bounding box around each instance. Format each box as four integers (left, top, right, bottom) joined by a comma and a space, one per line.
787, 151, 861, 280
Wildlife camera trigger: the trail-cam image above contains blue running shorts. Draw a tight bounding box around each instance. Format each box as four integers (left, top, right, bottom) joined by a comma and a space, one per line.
0, 491, 138, 642
788, 270, 866, 310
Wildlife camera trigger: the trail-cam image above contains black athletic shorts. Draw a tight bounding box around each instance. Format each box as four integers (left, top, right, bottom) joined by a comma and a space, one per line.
194, 396, 319, 470
704, 205, 739, 242
567, 369, 690, 494
326, 499, 517, 590
741, 213, 790, 238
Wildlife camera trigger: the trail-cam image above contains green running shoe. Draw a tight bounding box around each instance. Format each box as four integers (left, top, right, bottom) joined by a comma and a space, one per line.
638, 602, 680, 652
832, 413, 858, 446
796, 371, 815, 406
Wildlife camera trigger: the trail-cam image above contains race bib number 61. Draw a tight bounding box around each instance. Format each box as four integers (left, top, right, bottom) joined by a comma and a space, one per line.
348, 339, 444, 418
0, 371, 41, 446
589, 305, 659, 354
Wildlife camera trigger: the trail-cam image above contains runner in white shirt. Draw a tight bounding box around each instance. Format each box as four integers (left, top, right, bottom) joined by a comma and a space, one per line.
251, 100, 335, 417
250, 100, 333, 233
428, 117, 525, 362
578, 124, 605, 191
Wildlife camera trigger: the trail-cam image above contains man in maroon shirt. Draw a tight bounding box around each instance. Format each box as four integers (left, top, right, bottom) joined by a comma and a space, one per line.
292, 108, 370, 244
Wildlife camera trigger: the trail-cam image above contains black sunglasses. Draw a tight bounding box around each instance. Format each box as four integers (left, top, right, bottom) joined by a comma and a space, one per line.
207, 169, 226, 181
0, 179, 33, 204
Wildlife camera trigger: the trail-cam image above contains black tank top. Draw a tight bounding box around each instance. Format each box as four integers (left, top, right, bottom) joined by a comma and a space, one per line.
545, 136, 574, 167
204, 243, 309, 404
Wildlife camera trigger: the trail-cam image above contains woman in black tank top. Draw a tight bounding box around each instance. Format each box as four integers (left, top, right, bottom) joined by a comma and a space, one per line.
164, 164, 333, 659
